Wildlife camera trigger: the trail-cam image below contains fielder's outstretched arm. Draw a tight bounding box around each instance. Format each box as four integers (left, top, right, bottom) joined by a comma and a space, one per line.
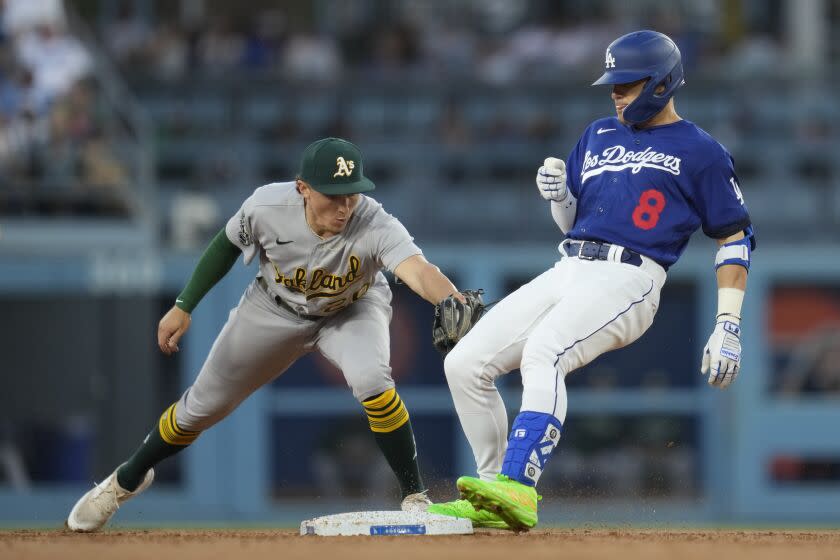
394, 254, 463, 305
158, 228, 241, 355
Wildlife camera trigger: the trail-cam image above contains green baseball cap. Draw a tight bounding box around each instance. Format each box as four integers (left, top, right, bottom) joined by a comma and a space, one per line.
298, 137, 376, 195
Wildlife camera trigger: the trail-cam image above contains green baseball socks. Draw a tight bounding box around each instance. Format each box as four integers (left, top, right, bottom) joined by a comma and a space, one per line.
363, 389, 426, 499
117, 403, 200, 491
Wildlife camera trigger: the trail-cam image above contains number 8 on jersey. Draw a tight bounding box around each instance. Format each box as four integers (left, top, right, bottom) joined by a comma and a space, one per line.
632, 189, 666, 230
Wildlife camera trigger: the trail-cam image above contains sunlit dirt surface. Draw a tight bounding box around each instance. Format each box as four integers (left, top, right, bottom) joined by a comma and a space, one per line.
3, 528, 840, 560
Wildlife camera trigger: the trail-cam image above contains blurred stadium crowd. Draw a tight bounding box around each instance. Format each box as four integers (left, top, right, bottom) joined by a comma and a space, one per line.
0, 0, 837, 243
3, 0, 840, 506
0, 0, 134, 217
99, 1, 786, 82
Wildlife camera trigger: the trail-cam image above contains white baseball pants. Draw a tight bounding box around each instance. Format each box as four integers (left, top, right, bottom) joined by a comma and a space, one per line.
444, 250, 666, 480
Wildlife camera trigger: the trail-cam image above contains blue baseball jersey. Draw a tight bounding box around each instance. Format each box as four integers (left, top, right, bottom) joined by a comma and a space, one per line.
565, 117, 753, 268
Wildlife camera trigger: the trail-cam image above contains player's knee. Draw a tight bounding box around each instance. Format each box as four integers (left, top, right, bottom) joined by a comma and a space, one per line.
443, 344, 483, 388
346, 365, 393, 403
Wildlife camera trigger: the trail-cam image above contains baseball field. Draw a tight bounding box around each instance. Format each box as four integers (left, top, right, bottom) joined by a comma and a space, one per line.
3, 529, 839, 560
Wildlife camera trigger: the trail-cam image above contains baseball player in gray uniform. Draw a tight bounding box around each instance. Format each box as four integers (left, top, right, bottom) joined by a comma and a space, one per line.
67, 137, 467, 532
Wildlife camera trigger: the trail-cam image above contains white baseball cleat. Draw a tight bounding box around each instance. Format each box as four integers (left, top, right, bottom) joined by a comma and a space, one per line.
66, 467, 154, 532
400, 490, 432, 513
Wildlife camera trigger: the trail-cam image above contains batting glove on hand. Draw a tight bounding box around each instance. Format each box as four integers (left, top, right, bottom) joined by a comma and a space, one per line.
700, 319, 741, 389
536, 157, 568, 202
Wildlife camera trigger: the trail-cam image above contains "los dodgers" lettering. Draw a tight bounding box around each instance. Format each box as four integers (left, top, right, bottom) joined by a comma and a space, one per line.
581, 145, 681, 183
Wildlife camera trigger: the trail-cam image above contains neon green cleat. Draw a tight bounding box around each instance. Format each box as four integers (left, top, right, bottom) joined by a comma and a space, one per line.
427, 499, 511, 530
456, 474, 540, 531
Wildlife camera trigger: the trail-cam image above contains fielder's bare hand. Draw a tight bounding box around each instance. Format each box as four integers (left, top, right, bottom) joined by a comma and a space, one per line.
158, 305, 191, 355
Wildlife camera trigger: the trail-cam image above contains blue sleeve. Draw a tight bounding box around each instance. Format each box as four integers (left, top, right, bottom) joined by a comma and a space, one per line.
691, 153, 752, 240
565, 131, 589, 198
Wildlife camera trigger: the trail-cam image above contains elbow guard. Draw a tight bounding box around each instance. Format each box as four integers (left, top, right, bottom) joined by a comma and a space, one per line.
715, 237, 751, 271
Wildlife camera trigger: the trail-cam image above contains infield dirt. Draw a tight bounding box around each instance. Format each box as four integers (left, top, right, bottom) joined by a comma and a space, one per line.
3, 529, 839, 560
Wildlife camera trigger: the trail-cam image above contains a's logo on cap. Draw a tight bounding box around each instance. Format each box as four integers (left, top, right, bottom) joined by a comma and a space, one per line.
333, 156, 355, 178
605, 48, 616, 69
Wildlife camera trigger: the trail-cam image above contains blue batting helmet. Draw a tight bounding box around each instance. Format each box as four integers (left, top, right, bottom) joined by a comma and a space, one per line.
592, 30, 685, 124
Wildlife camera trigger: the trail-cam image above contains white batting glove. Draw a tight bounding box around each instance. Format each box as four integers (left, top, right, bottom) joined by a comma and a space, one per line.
700, 319, 741, 389
536, 157, 568, 202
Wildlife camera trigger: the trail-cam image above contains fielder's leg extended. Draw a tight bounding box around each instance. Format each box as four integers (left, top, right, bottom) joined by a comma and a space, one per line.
67, 284, 314, 532
318, 292, 428, 509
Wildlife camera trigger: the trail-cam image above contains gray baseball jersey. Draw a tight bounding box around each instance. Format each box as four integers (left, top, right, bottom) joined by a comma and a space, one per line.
226, 181, 421, 316
174, 182, 423, 432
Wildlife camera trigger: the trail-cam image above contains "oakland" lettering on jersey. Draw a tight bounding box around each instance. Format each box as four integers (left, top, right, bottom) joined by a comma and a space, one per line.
581, 145, 681, 183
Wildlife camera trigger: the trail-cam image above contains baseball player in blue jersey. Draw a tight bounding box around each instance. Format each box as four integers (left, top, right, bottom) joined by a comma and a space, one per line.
428, 30, 754, 531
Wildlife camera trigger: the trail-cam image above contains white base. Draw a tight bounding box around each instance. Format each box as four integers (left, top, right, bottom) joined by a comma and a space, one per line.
300, 510, 473, 536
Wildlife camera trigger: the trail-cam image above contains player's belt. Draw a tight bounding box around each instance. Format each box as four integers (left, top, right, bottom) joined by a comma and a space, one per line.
257, 276, 324, 321
563, 240, 644, 267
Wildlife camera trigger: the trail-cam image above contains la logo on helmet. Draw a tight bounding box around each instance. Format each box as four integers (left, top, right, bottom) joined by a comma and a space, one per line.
605, 49, 616, 68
